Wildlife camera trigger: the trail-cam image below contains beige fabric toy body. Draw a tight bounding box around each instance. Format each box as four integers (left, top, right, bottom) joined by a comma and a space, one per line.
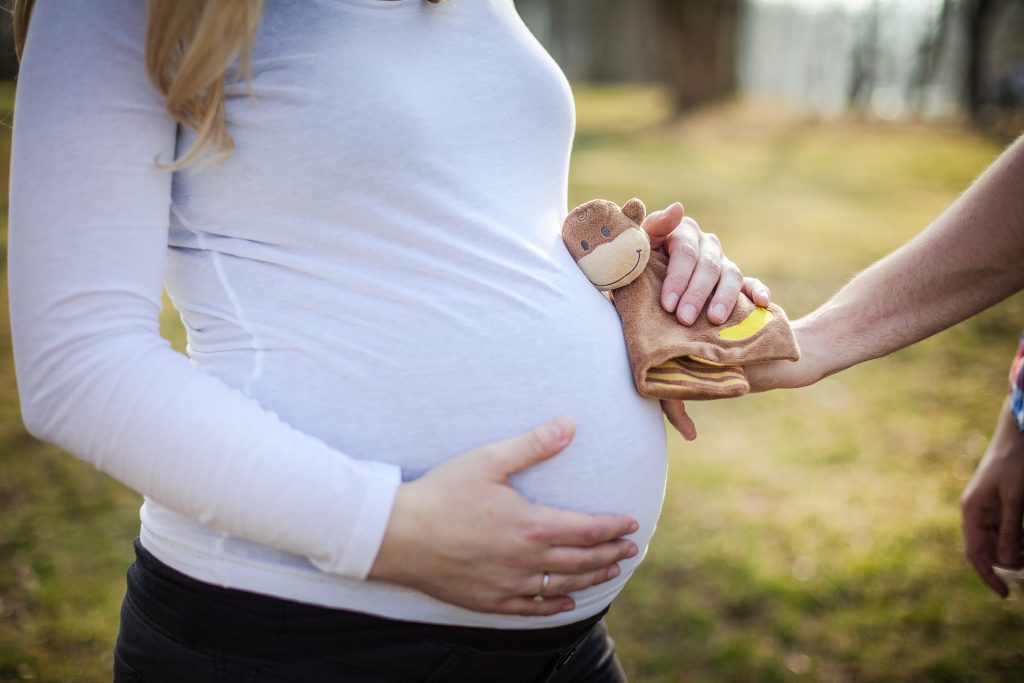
562, 198, 800, 400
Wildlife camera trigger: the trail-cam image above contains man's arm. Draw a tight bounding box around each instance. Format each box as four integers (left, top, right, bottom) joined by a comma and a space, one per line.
748, 133, 1024, 390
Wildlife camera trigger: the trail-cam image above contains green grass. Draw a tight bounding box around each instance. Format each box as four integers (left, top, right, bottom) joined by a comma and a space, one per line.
2, 80, 1022, 681
570, 89, 1023, 681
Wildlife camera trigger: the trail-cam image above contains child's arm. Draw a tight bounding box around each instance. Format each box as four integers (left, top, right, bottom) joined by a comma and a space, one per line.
960, 396, 1024, 597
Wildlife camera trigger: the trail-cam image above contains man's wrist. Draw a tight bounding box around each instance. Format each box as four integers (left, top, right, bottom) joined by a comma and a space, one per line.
790, 315, 835, 386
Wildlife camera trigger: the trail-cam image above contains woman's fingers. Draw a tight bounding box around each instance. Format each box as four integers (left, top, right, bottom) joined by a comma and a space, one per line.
496, 596, 575, 617
706, 258, 744, 324
542, 565, 622, 597
670, 218, 724, 325
641, 201, 684, 251
494, 564, 626, 616
660, 216, 702, 314
369, 416, 643, 616
529, 508, 638, 547
538, 540, 637, 574
482, 417, 575, 479
676, 224, 723, 325
653, 205, 773, 324
742, 276, 772, 308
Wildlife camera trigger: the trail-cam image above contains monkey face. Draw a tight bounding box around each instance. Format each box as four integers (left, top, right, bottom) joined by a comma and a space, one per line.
562, 198, 651, 291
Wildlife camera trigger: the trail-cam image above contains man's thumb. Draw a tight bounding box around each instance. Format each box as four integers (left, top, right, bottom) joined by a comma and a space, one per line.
490, 418, 575, 478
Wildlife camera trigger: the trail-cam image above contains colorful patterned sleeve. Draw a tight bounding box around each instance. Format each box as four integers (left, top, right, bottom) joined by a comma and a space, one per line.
1010, 333, 1024, 433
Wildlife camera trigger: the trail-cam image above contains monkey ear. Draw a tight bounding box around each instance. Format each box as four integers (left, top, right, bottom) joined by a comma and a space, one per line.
622, 198, 646, 225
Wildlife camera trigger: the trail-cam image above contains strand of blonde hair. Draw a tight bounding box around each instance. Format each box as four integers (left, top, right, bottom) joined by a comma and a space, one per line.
145, 0, 264, 168
14, 0, 443, 168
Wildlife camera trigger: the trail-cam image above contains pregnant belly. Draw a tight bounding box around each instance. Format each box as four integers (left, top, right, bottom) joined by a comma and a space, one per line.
253, 300, 667, 511
197, 291, 669, 617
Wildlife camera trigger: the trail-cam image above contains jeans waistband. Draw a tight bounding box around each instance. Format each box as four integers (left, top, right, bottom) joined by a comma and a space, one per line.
127, 538, 608, 659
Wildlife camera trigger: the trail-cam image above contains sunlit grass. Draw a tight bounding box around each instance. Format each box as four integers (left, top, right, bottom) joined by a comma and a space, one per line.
2, 80, 1022, 681
568, 88, 1022, 681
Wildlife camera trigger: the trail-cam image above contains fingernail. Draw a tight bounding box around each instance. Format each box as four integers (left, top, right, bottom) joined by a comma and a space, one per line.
663, 292, 679, 311
547, 420, 566, 444
561, 600, 576, 612
627, 521, 639, 534
710, 304, 726, 322
626, 544, 638, 558
607, 564, 621, 579
758, 288, 769, 300
681, 304, 697, 324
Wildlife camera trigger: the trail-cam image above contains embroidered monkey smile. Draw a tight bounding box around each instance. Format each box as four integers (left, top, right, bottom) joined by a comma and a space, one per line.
593, 249, 643, 288
573, 227, 652, 291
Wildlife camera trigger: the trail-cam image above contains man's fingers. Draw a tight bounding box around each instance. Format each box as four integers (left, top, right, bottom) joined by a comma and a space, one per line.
996, 494, 1024, 568
742, 277, 772, 307
661, 399, 697, 440
661, 217, 701, 313
706, 258, 744, 324
487, 418, 575, 478
641, 202, 684, 250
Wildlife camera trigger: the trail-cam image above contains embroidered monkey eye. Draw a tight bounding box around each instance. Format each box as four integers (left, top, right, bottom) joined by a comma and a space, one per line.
581, 240, 590, 251
601, 226, 611, 237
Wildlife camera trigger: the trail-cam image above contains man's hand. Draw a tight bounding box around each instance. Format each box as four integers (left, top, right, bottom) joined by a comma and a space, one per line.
660, 399, 697, 441
642, 202, 771, 440
960, 398, 1024, 598
745, 320, 830, 393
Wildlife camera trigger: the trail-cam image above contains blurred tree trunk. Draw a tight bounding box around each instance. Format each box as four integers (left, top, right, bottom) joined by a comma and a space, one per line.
847, 1, 880, 110
515, 0, 663, 82
909, 0, 953, 112
963, 0, 1005, 121
0, 0, 17, 80
657, 0, 743, 112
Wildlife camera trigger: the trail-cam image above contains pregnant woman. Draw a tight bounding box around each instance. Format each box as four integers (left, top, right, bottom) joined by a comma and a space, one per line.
9, 1, 769, 680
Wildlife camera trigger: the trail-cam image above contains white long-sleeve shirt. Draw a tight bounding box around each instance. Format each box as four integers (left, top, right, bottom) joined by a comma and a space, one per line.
9, 0, 668, 628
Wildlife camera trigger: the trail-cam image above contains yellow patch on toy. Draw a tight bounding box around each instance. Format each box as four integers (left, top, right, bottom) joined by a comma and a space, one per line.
717, 307, 774, 341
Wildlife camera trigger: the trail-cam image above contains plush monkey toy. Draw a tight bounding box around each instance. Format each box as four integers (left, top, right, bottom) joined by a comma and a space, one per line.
562, 198, 800, 400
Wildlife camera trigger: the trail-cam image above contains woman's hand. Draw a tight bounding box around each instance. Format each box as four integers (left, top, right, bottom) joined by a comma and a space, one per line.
642, 202, 772, 441
642, 202, 771, 326
369, 418, 640, 616
960, 398, 1024, 598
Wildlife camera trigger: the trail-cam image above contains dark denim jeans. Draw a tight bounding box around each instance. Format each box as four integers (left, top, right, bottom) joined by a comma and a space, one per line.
114, 540, 627, 682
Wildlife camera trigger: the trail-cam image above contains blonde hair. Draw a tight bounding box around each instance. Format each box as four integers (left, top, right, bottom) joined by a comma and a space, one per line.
14, 0, 443, 168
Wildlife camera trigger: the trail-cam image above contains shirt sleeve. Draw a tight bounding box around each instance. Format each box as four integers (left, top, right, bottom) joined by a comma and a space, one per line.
7, 0, 401, 580
1009, 333, 1024, 433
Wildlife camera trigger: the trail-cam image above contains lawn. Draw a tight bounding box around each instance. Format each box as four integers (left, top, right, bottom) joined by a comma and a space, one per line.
2, 81, 1022, 682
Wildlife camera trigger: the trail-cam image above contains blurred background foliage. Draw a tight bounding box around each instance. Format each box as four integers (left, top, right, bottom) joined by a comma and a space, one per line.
519, 0, 1024, 134
2, 1, 1024, 681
